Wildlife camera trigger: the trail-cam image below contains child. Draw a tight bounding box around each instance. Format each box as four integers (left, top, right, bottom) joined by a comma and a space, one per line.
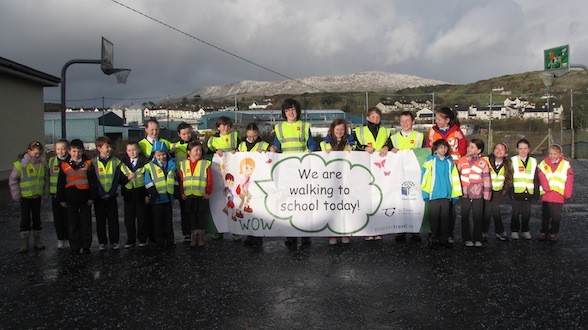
457, 138, 492, 247
170, 122, 196, 242
537, 144, 574, 242
238, 123, 269, 247
321, 118, 354, 245
144, 141, 177, 250
391, 111, 425, 242
48, 139, 69, 248
425, 107, 467, 244
483, 142, 513, 241
57, 139, 97, 255
269, 98, 317, 248
510, 139, 538, 240
119, 141, 148, 248
207, 116, 239, 157
139, 118, 172, 158
421, 139, 462, 249
9, 141, 48, 253
178, 141, 213, 248
352, 107, 392, 241
93, 136, 122, 251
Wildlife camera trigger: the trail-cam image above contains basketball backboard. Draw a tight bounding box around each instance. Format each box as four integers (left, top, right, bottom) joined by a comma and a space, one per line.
101, 37, 114, 74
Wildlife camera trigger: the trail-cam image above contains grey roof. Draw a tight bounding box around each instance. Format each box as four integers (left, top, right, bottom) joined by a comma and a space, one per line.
0, 56, 60, 86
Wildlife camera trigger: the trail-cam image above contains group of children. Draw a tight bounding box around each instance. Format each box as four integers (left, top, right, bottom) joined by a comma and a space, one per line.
9, 101, 574, 254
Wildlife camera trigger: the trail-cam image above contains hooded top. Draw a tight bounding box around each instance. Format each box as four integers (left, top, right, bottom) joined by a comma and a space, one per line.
144, 140, 177, 204
9, 152, 47, 201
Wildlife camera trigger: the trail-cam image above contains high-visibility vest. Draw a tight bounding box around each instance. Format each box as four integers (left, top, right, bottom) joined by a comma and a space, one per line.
427, 128, 462, 161
538, 159, 570, 195
355, 125, 390, 151
139, 138, 171, 158
319, 141, 353, 151
145, 162, 175, 195
208, 132, 239, 152
120, 163, 145, 189
171, 141, 188, 162
457, 156, 489, 187
13, 160, 46, 198
274, 121, 311, 153
92, 157, 121, 192
485, 157, 506, 191
421, 158, 462, 198
511, 155, 537, 194
48, 156, 61, 194
179, 159, 211, 197
237, 140, 269, 152
390, 131, 424, 150
61, 160, 92, 190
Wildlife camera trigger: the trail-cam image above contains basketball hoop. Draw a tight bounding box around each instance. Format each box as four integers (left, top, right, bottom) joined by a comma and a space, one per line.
103, 68, 131, 85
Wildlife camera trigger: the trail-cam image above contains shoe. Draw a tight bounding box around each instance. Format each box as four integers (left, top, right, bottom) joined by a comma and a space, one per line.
496, 232, 508, 241
284, 238, 298, 247
538, 233, 547, 241
98, 244, 106, 251
244, 206, 253, 213
474, 241, 483, 247
184, 234, 191, 242
341, 236, 350, 244
465, 241, 474, 247
232, 234, 241, 241
481, 233, 488, 242
211, 233, 222, 240
364, 236, 375, 241
124, 243, 135, 249
222, 207, 228, 215
329, 237, 337, 245
374, 235, 382, 240
447, 237, 455, 244
138, 242, 148, 247
511, 232, 520, 240
57, 240, 65, 249
410, 234, 422, 242
522, 231, 532, 240
235, 211, 244, 218
549, 234, 558, 242
112, 243, 120, 250
395, 234, 406, 242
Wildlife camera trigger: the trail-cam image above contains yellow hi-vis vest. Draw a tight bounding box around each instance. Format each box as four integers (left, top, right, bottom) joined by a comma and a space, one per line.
171, 141, 188, 162
145, 162, 176, 195
92, 157, 121, 192
13, 160, 46, 198
421, 157, 462, 199
119, 163, 145, 189
355, 125, 390, 151
484, 157, 506, 191
237, 140, 269, 152
538, 159, 570, 195
274, 121, 311, 153
207, 132, 239, 152
48, 156, 61, 194
139, 138, 171, 158
511, 155, 537, 194
179, 159, 211, 197
390, 131, 424, 150
319, 141, 353, 151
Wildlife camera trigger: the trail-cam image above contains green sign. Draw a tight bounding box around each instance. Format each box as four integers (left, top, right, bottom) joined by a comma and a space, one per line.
544, 44, 569, 71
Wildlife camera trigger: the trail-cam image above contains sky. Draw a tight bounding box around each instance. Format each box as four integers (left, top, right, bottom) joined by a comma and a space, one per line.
1, 0, 587, 108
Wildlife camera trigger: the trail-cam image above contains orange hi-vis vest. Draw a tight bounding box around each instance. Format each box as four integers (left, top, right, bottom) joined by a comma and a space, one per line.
428, 128, 461, 161
61, 160, 92, 189
457, 156, 489, 187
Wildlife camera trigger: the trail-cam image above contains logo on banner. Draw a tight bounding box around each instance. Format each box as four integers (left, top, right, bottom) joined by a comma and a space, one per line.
401, 181, 417, 200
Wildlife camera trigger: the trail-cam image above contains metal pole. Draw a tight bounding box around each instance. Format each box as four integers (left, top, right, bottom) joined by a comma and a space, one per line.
102, 96, 105, 135
365, 92, 368, 112
60, 59, 102, 138
431, 92, 435, 124
571, 89, 575, 158
488, 93, 492, 148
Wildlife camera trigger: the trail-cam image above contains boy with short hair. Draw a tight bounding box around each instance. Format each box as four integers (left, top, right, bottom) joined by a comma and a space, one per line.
48, 139, 70, 248
120, 140, 148, 248
170, 122, 196, 242
207, 116, 239, 157
93, 136, 122, 251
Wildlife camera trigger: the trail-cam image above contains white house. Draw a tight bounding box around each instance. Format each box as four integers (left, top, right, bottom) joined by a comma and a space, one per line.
248, 100, 273, 109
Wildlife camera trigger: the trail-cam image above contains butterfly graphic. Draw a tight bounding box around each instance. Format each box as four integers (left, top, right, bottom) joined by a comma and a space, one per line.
384, 171, 391, 176
374, 159, 386, 169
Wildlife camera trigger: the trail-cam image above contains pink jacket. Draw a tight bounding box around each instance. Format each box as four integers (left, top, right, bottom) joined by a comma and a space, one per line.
538, 157, 574, 203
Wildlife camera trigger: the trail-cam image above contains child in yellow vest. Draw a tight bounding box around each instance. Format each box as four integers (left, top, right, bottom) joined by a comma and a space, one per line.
48, 139, 70, 248
483, 142, 513, 241
120, 141, 148, 248
510, 139, 538, 240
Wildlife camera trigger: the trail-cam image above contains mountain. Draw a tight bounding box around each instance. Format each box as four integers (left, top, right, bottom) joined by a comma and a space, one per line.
184, 71, 449, 100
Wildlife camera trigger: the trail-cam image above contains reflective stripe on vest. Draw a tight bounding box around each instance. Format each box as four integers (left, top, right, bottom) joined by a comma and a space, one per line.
355, 126, 389, 151
208, 132, 238, 152
172, 142, 188, 162
428, 128, 461, 161
391, 131, 424, 150
146, 162, 175, 195
319, 141, 352, 151
139, 138, 171, 158
48, 157, 61, 194
457, 157, 488, 187
179, 159, 210, 197
511, 156, 537, 194
92, 157, 120, 192
237, 141, 269, 152
61, 160, 92, 189
275, 121, 310, 153
120, 163, 145, 189
484, 157, 506, 191
538, 159, 570, 195
13, 160, 45, 197
421, 158, 462, 198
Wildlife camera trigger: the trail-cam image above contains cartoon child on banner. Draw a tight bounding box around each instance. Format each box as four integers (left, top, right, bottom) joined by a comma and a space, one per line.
236, 157, 255, 218
223, 173, 237, 221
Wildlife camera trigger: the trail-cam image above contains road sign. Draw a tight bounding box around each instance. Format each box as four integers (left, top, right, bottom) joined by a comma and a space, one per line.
544, 44, 569, 71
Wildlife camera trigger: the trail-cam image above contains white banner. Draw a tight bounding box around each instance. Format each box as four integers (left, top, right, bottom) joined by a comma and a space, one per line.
210, 150, 425, 237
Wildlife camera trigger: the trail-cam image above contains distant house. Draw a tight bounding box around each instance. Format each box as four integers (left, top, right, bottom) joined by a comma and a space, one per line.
0, 57, 60, 180
248, 100, 273, 109
416, 108, 434, 120
375, 101, 395, 114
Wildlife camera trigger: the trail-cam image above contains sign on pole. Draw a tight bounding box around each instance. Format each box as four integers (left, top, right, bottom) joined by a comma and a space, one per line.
544, 44, 569, 72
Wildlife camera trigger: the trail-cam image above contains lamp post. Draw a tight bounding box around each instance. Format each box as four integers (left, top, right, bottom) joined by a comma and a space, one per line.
488, 92, 493, 148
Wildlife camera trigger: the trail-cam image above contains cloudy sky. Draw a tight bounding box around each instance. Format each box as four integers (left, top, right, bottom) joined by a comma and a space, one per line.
1, 0, 587, 107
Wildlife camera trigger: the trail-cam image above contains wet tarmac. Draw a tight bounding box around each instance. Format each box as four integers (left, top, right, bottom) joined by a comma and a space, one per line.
1, 160, 587, 329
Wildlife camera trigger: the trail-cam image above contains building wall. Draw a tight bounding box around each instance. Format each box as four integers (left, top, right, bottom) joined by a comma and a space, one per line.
0, 76, 45, 180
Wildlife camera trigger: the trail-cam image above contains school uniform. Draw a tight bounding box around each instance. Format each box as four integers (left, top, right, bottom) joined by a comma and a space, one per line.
120, 154, 148, 246
93, 155, 122, 247
510, 155, 539, 235
49, 155, 69, 241
171, 139, 193, 240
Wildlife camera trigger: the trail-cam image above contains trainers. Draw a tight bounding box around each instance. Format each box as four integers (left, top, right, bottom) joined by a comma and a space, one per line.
341, 236, 350, 244
374, 235, 382, 240
465, 241, 474, 247
329, 237, 337, 245
549, 234, 558, 242
184, 234, 191, 242
474, 241, 483, 247
496, 231, 508, 241
112, 243, 120, 250
538, 233, 547, 241
522, 231, 532, 240
138, 242, 148, 247
364, 236, 375, 241
98, 244, 106, 251
124, 243, 135, 249
447, 237, 455, 244
511, 232, 520, 240
57, 240, 65, 249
